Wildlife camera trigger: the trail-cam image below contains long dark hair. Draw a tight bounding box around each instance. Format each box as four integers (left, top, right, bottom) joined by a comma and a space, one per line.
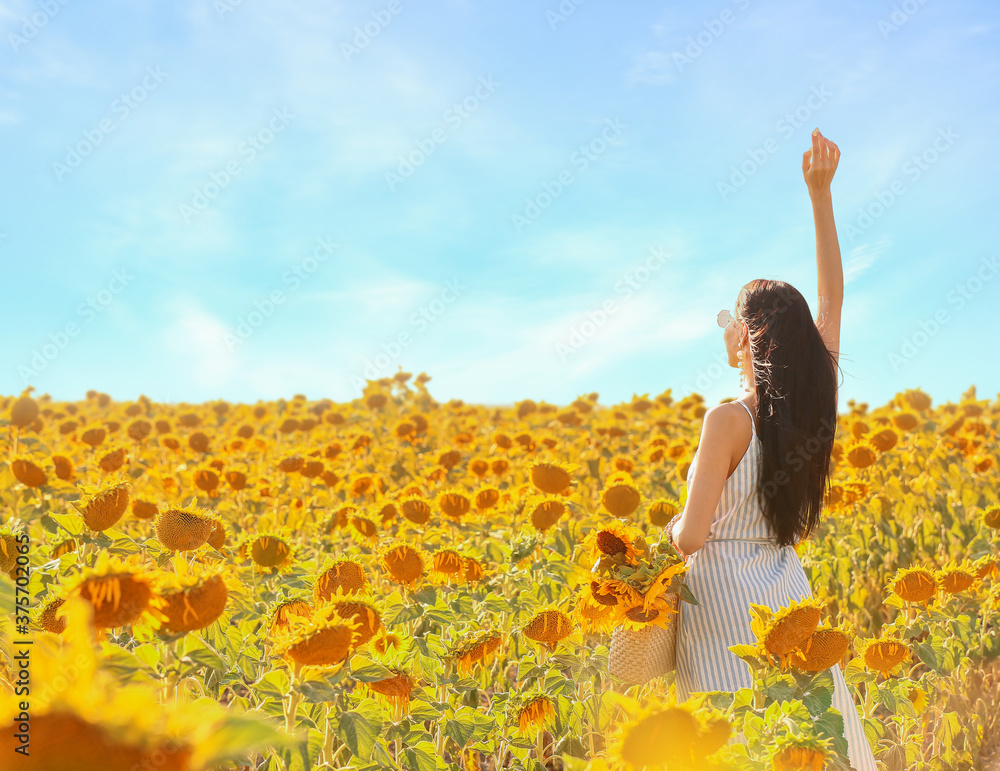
736, 279, 841, 547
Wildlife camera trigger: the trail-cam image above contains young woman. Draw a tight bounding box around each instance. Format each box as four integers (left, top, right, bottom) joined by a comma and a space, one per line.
668, 129, 878, 770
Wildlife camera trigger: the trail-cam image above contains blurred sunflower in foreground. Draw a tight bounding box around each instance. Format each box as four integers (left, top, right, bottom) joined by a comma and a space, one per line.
0, 597, 287, 770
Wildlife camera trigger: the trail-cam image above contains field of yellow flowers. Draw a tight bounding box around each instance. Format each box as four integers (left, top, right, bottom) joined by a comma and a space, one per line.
0, 376, 997, 771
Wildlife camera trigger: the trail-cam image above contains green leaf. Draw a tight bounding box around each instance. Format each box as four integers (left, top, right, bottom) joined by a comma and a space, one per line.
336, 700, 383, 760
184, 645, 228, 674
350, 660, 395, 683
48, 510, 84, 536
403, 740, 443, 771
678, 581, 700, 606
278, 727, 325, 771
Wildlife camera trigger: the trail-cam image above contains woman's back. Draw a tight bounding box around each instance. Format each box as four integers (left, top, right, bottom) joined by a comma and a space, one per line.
675, 398, 877, 771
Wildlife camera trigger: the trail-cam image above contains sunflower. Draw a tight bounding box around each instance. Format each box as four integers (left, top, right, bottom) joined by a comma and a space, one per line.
573, 593, 617, 634
983, 505, 1000, 530
74, 482, 131, 531
845, 440, 878, 469
314, 559, 368, 601
530, 461, 575, 495
524, 495, 565, 532
379, 542, 426, 586
63, 552, 166, 631
791, 623, 852, 672
154, 505, 217, 552
617, 593, 679, 632
505, 691, 554, 734
155, 558, 230, 635
889, 567, 938, 603
749, 597, 824, 666
857, 635, 910, 676
473, 486, 502, 513
770, 732, 833, 771
267, 597, 314, 637
11, 457, 47, 488
365, 669, 414, 716
523, 608, 574, 646
609, 700, 725, 770
400, 496, 432, 525
0, 525, 23, 578
0, 597, 284, 771
601, 472, 642, 518
326, 596, 382, 647
647, 498, 679, 527
271, 604, 360, 669
583, 519, 646, 566
437, 489, 471, 520
431, 549, 465, 576
248, 532, 294, 570
936, 560, 978, 594
450, 629, 503, 674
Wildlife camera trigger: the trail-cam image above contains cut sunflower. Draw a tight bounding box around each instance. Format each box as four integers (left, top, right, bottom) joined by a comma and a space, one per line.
582, 519, 647, 567
748, 597, 824, 667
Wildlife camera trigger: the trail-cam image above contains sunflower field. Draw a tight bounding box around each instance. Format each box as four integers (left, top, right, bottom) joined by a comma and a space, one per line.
0, 376, 998, 771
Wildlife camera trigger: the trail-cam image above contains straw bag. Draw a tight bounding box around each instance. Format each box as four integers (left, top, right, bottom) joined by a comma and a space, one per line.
608, 592, 679, 684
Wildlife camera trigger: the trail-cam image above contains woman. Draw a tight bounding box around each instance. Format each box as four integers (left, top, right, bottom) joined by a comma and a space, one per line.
668, 129, 877, 770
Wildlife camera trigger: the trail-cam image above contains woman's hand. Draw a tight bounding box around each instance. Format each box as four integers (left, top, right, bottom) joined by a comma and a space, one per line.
802, 128, 840, 196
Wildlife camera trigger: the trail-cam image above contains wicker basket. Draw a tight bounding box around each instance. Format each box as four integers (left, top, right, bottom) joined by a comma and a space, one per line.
608, 593, 679, 685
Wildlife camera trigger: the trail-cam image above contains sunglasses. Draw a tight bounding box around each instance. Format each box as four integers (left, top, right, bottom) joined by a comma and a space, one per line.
717, 309, 739, 328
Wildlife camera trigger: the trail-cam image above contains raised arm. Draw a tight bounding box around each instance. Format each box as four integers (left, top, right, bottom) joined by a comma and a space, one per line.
802, 129, 842, 371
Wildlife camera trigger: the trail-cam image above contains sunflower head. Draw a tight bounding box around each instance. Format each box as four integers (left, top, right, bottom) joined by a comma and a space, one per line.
267, 597, 314, 637
524, 495, 565, 532
790, 622, 852, 673
379, 541, 426, 586
155, 558, 231, 635
74, 482, 131, 531
646, 498, 679, 527
601, 471, 642, 518
845, 440, 878, 469
983, 505, 1000, 530
248, 532, 295, 570
583, 519, 647, 567
314, 558, 368, 601
530, 461, 575, 495
523, 608, 574, 646
857, 635, 911, 676
365, 669, 414, 715
63, 552, 166, 631
436, 489, 472, 520
888, 567, 938, 603
154, 505, 218, 552
936, 560, 978, 594
770, 731, 834, 771
271, 604, 361, 669
450, 629, 503, 674
505, 691, 554, 734
749, 597, 824, 664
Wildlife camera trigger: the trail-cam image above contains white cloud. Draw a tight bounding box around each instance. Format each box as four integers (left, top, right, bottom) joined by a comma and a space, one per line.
843, 236, 891, 284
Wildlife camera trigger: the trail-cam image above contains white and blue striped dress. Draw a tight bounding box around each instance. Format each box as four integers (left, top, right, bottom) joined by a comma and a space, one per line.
675, 398, 876, 771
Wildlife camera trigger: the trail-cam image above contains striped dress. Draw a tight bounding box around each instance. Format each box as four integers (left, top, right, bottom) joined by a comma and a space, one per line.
674, 398, 876, 771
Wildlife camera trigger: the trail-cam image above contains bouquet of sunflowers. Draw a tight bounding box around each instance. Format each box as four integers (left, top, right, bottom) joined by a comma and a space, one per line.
580, 519, 697, 635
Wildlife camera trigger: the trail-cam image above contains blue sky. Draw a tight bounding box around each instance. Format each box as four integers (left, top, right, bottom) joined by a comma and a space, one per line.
2, 0, 998, 409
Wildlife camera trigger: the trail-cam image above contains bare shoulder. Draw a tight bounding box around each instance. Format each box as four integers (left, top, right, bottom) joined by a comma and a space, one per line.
700, 402, 746, 441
